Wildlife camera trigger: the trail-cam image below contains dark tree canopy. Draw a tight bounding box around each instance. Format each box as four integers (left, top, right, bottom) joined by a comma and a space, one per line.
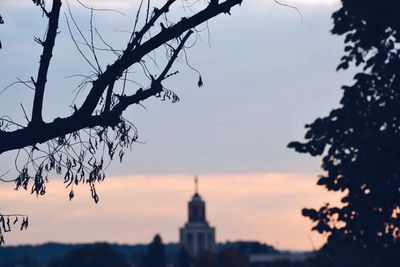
194, 249, 248, 267
289, 0, 400, 262
141, 234, 166, 267
47, 243, 130, 267
176, 247, 191, 267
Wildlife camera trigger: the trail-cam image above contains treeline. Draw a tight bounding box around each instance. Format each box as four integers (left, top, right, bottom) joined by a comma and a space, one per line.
0, 236, 279, 267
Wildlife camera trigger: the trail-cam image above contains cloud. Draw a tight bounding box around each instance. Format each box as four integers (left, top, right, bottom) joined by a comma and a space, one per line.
1, 0, 133, 9
255, 0, 339, 5
287, 0, 339, 4
245, 0, 340, 14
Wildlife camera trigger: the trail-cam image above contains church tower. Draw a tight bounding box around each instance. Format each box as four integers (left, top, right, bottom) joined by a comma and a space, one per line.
179, 177, 216, 257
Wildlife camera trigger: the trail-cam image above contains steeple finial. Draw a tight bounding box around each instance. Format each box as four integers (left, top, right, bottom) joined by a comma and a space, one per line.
194, 175, 198, 194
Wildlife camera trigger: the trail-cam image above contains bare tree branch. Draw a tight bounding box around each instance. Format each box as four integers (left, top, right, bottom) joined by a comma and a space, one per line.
112, 30, 193, 115
31, 0, 62, 125
77, 0, 243, 117
0, 0, 244, 234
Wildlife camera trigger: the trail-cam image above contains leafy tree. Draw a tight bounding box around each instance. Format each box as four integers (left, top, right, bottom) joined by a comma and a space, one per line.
0, 0, 243, 243
289, 0, 400, 263
141, 234, 166, 267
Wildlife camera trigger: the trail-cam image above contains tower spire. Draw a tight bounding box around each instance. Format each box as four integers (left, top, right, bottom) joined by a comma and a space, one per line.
194, 175, 198, 194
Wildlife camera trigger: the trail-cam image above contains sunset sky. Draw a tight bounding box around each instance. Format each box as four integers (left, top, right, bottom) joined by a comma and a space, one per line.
0, 0, 351, 251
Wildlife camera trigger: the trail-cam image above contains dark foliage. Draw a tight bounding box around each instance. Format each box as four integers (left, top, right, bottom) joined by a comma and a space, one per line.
219, 240, 277, 255
0, 213, 28, 246
176, 247, 191, 267
0, 254, 39, 267
47, 243, 130, 267
1, 241, 281, 266
218, 249, 249, 267
141, 234, 166, 267
289, 0, 400, 264
195, 249, 249, 267
0, 242, 164, 267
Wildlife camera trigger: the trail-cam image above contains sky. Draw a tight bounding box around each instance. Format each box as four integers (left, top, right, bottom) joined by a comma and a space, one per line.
0, 0, 352, 251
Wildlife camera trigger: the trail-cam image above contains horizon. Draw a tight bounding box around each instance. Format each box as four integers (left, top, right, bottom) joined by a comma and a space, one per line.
0, 173, 342, 251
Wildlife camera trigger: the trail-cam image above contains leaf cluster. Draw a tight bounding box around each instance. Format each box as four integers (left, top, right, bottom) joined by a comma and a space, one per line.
0, 214, 29, 245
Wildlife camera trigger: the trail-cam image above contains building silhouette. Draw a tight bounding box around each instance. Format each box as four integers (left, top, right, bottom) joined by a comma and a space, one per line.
179, 177, 216, 257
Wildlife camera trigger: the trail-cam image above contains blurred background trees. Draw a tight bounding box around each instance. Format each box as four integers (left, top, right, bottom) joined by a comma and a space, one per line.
47, 243, 130, 267
140, 234, 166, 267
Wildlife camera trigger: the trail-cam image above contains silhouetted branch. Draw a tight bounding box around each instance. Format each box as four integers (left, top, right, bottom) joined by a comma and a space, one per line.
0, 14, 3, 49
0, 0, 243, 226
65, 4, 99, 72
31, 0, 62, 125
77, 0, 243, 117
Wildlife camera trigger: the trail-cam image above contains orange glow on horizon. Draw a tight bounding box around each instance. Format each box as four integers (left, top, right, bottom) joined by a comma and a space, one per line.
0, 172, 342, 251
